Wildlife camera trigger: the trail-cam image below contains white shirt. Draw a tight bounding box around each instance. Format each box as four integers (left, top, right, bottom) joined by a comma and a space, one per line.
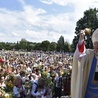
13, 85, 26, 97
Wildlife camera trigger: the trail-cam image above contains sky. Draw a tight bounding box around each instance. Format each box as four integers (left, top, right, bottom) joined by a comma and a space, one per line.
0, 0, 98, 44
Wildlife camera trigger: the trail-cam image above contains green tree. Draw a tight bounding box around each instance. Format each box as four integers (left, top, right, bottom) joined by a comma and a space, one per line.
72, 8, 98, 51
19, 38, 28, 50
57, 36, 64, 52
49, 42, 57, 51
33, 43, 41, 50
40, 40, 50, 51
64, 41, 70, 52
0, 43, 4, 50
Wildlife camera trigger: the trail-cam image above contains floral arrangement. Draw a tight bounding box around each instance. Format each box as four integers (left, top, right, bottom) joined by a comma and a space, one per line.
0, 88, 10, 98
41, 72, 46, 79
41, 71, 52, 87
0, 88, 6, 98
24, 81, 32, 90
5, 74, 15, 92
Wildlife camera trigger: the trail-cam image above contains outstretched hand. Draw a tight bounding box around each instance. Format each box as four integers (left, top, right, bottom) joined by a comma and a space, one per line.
79, 30, 85, 41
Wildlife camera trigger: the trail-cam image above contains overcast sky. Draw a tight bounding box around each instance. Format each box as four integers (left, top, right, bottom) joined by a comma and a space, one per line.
0, 0, 98, 44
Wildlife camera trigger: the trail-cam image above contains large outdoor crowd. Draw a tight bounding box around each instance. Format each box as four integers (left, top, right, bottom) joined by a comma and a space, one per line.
0, 50, 73, 98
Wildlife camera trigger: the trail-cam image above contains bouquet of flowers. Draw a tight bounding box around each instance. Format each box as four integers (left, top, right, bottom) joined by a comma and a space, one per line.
24, 81, 31, 89
5, 74, 15, 92
0, 88, 6, 98
41, 71, 52, 87
0, 88, 10, 98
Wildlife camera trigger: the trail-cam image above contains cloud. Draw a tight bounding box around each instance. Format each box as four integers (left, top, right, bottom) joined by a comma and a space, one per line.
12, 32, 20, 37
40, 0, 69, 6
0, 0, 98, 44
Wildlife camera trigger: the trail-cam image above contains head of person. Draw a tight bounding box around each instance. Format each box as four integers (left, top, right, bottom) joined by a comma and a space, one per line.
92, 28, 98, 52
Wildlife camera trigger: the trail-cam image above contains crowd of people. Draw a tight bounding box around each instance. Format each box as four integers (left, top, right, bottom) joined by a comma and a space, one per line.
0, 50, 73, 98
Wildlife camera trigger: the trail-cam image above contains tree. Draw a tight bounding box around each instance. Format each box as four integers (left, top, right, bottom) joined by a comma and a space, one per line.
49, 42, 57, 51
64, 41, 71, 52
40, 40, 50, 51
57, 36, 65, 52
19, 38, 29, 50
0, 43, 4, 50
72, 8, 98, 51
33, 43, 41, 50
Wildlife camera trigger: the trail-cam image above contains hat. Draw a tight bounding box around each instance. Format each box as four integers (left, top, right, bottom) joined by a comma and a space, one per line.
92, 28, 98, 43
